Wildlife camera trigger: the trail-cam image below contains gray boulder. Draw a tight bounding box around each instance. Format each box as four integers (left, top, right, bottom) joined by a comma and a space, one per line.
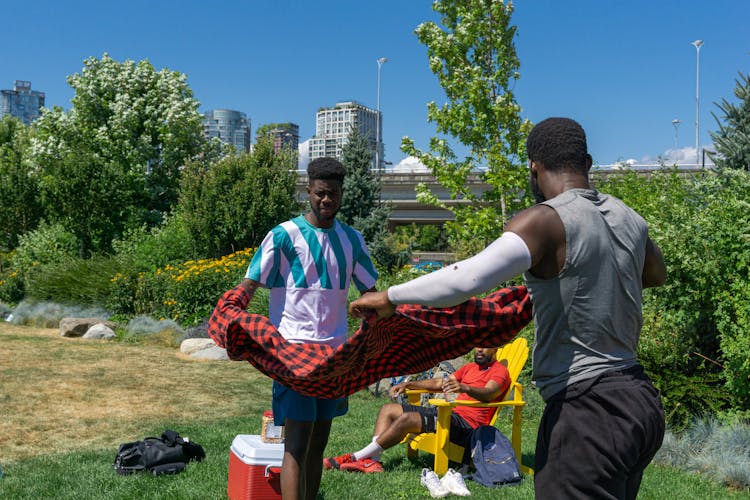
180, 338, 228, 361
60, 317, 117, 337
83, 323, 115, 340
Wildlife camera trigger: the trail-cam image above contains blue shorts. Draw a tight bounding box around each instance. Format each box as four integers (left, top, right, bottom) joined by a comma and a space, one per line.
272, 380, 348, 425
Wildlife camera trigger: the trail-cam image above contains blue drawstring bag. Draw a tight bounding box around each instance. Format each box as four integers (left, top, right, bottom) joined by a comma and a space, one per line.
469, 425, 522, 487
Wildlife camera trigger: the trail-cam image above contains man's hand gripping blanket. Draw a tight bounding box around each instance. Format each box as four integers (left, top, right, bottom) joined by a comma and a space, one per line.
207, 285, 532, 399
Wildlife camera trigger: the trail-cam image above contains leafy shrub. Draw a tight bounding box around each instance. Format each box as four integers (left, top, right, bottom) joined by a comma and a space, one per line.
595, 168, 750, 415
0, 223, 81, 302
10, 221, 80, 280
647, 370, 733, 430
0, 260, 24, 304
110, 247, 264, 326
112, 212, 196, 272
714, 274, 750, 407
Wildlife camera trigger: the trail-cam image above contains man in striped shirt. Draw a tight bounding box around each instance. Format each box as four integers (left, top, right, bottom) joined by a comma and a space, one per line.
240, 157, 378, 500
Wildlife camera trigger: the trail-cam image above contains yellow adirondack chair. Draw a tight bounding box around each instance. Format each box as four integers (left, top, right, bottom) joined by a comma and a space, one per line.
402, 337, 533, 476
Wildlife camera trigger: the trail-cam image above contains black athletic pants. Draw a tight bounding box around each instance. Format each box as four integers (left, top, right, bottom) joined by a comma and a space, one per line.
534, 365, 665, 500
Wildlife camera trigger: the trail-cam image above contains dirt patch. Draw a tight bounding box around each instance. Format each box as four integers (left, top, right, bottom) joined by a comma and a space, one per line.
0, 322, 271, 462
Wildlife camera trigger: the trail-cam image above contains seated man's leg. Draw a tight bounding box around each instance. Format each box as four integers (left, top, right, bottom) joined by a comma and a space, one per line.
373, 402, 408, 437
326, 404, 433, 473
446, 414, 475, 466
373, 404, 427, 449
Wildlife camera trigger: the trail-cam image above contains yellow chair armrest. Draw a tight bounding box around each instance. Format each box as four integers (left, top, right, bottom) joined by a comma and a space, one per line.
404, 388, 436, 406
427, 398, 524, 408
425, 381, 526, 408
426, 398, 455, 407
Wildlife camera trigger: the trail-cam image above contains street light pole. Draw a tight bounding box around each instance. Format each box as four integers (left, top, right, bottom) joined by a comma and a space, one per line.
691, 39, 703, 167
672, 119, 681, 150
375, 57, 388, 171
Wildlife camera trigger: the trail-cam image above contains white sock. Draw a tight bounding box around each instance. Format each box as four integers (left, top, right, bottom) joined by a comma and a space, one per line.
353, 436, 383, 461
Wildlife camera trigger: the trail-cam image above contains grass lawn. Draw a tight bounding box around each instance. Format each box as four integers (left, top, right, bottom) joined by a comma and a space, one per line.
1, 322, 747, 499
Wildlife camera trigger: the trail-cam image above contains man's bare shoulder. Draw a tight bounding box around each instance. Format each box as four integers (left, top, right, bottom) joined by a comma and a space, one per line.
505, 204, 559, 234
504, 204, 565, 270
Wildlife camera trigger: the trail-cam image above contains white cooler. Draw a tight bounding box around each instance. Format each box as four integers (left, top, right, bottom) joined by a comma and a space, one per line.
227, 434, 284, 500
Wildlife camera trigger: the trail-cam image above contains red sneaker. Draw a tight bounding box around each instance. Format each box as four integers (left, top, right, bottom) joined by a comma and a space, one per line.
323, 452, 354, 470
340, 457, 384, 474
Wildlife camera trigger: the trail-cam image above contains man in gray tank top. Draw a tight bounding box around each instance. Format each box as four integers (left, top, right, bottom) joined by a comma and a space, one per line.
350, 117, 666, 499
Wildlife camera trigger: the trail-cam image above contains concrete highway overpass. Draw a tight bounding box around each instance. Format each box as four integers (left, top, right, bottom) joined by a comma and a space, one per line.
296, 165, 706, 227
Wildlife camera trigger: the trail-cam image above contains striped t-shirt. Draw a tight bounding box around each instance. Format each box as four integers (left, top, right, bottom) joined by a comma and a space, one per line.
246, 215, 378, 347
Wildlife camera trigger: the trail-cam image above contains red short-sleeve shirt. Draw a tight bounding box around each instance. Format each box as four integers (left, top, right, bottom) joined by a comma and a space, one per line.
451, 360, 510, 429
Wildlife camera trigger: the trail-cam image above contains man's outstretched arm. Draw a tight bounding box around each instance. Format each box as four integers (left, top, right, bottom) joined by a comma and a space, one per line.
239, 278, 262, 300
389, 377, 444, 398
349, 231, 532, 319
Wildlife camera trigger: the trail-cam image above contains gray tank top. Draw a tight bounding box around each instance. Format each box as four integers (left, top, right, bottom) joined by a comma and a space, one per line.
524, 188, 648, 401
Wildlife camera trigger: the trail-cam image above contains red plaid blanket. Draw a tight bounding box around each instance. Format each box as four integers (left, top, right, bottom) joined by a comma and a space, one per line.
208, 285, 532, 398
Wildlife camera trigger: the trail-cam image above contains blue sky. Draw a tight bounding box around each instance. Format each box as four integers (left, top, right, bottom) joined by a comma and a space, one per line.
2, 0, 748, 167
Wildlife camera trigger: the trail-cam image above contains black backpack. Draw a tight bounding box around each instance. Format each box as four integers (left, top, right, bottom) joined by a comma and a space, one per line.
469, 425, 522, 487
113, 430, 205, 476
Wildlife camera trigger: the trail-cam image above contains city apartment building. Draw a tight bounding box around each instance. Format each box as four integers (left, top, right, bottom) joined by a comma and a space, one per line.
265, 123, 299, 154
0, 80, 45, 125
309, 101, 383, 169
202, 109, 251, 153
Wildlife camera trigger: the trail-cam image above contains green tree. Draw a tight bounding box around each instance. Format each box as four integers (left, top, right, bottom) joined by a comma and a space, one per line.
339, 128, 406, 270
710, 71, 750, 171
30, 53, 209, 254
402, 0, 532, 252
340, 127, 380, 224
0, 116, 41, 250
177, 137, 299, 258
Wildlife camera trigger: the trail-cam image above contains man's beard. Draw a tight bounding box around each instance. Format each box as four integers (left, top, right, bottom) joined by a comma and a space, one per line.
530, 175, 545, 203
312, 205, 338, 223
474, 353, 491, 367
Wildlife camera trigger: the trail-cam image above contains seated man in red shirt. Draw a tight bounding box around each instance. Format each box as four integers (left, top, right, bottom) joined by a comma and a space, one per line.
324, 346, 510, 473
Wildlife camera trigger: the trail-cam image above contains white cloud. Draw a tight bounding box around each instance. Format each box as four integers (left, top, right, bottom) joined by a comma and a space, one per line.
297, 139, 310, 171
639, 145, 715, 167
392, 156, 430, 173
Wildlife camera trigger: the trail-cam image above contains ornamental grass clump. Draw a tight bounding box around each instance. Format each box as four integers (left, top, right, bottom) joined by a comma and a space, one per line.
8, 300, 109, 328
124, 315, 183, 336
121, 315, 185, 347
655, 416, 750, 491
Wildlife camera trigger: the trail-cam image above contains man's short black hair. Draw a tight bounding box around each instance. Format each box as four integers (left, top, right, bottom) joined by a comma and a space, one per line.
307, 157, 346, 184
526, 117, 589, 173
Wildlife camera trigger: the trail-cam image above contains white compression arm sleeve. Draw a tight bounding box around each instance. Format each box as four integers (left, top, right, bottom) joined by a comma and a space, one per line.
387, 231, 532, 307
